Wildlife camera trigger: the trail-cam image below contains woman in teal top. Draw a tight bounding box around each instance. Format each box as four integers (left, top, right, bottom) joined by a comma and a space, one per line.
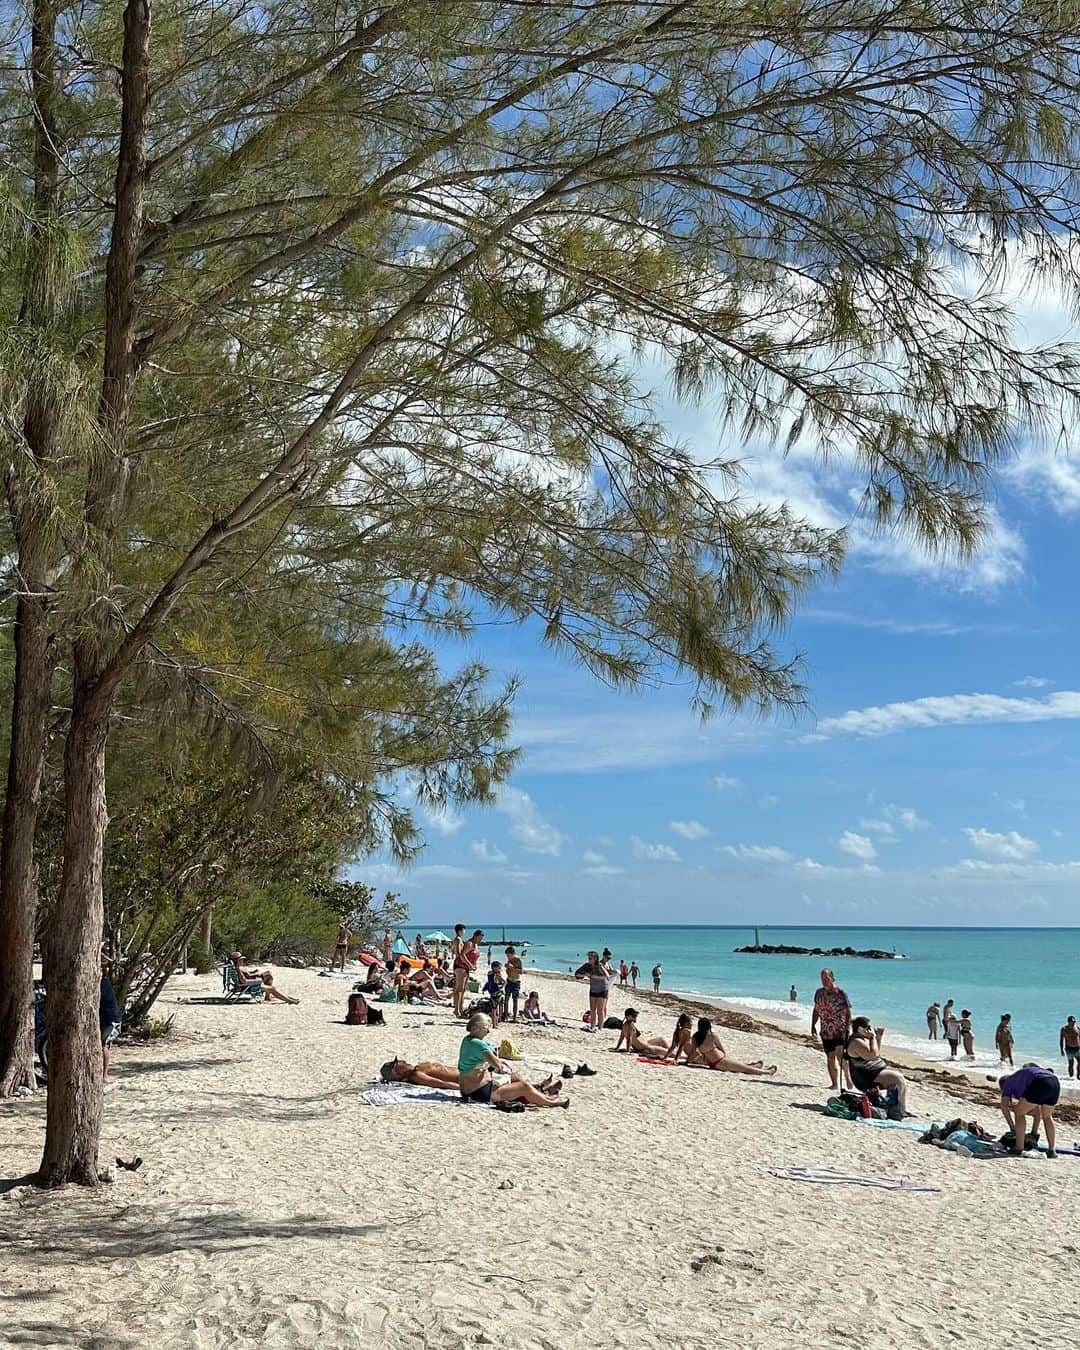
458, 1013, 570, 1109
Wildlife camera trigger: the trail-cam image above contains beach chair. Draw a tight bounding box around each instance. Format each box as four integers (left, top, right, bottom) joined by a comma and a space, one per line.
221, 960, 264, 1002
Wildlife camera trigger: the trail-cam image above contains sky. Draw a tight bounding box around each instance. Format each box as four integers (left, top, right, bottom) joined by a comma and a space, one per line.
350, 265, 1080, 929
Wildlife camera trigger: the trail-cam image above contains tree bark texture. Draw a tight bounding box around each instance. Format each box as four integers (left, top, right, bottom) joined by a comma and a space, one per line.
0, 588, 52, 1095
38, 691, 111, 1185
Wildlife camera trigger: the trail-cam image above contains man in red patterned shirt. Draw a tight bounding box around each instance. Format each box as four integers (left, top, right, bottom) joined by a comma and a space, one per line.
811, 968, 852, 1091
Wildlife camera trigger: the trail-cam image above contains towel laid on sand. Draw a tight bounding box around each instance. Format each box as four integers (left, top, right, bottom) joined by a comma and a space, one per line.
855, 1117, 933, 1133
764, 1166, 939, 1192
360, 1084, 464, 1106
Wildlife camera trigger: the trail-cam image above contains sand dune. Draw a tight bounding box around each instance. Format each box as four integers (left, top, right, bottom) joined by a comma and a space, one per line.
2, 966, 1078, 1349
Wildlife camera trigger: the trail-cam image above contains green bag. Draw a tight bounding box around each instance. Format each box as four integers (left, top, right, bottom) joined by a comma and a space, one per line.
467, 978, 480, 993
824, 1096, 856, 1120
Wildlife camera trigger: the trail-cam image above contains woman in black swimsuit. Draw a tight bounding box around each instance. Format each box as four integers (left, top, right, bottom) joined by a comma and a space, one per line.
844, 1017, 909, 1114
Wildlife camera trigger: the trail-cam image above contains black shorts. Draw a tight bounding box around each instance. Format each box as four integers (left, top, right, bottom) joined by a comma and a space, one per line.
1022, 1075, 1061, 1107
462, 1082, 493, 1104
821, 1035, 844, 1054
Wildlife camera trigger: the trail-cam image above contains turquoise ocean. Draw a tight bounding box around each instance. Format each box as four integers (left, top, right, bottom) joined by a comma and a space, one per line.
463, 924, 1080, 1090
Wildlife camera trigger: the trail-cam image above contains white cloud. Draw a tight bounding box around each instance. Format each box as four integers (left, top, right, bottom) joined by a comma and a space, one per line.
582, 849, 606, 865
713, 775, 741, 791
414, 800, 464, 835
1005, 452, 1080, 517
757, 794, 779, 809
721, 843, 793, 863
363, 862, 474, 884
581, 864, 626, 878
839, 831, 877, 861
1006, 798, 1025, 813
1013, 676, 1053, 689
471, 839, 508, 865
496, 787, 566, 856
963, 827, 1039, 862
670, 819, 711, 840
631, 836, 681, 862
811, 690, 1080, 740
796, 857, 880, 876
862, 803, 929, 836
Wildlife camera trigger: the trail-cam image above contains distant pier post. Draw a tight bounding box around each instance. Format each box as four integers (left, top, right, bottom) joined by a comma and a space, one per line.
754, 926, 760, 947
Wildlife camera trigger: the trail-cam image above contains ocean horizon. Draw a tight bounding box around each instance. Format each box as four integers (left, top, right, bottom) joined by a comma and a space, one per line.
438, 923, 1080, 1086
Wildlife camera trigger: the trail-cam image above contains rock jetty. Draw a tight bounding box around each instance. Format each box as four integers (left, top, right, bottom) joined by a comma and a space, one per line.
733, 943, 901, 960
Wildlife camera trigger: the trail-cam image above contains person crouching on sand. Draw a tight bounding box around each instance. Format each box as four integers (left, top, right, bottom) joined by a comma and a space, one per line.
458, 1013, 569, 1108
686, 1018, 777, 1075
614, 1008, 669, 1058
999, 1064, 1060, 1158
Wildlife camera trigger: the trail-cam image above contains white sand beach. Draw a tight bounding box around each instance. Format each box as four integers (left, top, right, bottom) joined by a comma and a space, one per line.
2, 966, 1078, 1350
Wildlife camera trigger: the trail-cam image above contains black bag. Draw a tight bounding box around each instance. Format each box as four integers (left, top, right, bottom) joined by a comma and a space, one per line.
603, 1016, 622, 1030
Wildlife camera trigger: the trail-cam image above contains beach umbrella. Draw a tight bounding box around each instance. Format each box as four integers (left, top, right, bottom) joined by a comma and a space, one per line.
425, 931, 450, 942
392, 937, 411, 955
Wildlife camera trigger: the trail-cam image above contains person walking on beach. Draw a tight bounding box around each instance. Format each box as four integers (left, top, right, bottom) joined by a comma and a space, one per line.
332, 920, 351, 971
960, 1010, 975, 1060
941, 998, 955, 1037
382, 929, 392, 965
1060, 1016, 1080, 1077
995, 1014, 1015, 1066
926, 1002, 940, 1040
619, 960, 629, 988
630, 961, 639, 989
789, 985, 798, 1003
811, 968, 852, 1091
484, 961, 506, 1028
943, 1005, 961, 1059
651, 963, 662, 993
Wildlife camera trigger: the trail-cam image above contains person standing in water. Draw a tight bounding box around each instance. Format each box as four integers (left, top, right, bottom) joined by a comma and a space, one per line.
1060, 1016, 1080, 1077
960, 1010, 975, 1060
995, 1014, 1015, 1066
789, 985, 798, 1003
943, 1004, 961, 1059
629, 961, 639, 989
651, 963, 663, 993
926, 1002, 940, 1040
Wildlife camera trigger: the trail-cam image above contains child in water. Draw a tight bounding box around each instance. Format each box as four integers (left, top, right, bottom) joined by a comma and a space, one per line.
995, 1013, 1015, 1067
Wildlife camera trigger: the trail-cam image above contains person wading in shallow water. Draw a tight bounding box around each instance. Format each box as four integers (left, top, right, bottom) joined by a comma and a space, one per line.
811, 968, 852, 1091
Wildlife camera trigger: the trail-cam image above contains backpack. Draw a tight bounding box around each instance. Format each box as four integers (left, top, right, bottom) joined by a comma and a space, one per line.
346, 992, 369, 1024
824, 1096, 856, 1120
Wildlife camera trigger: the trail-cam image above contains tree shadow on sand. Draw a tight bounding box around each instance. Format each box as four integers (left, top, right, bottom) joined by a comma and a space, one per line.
4, 1209, 388, 1260
111, 1056, 241, 1079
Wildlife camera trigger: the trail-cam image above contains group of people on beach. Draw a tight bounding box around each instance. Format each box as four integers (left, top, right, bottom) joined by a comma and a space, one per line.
925, 1000, 1080, 1073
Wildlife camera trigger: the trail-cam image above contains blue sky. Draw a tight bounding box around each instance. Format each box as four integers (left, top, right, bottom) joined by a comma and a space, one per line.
353, 272, 1080, 927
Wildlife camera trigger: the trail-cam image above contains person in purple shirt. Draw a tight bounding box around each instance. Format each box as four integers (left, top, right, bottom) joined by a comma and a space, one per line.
999, 1064, 1060, 1158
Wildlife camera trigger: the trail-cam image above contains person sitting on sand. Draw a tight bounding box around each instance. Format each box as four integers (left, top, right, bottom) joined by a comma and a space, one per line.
522, 991, 553, 1024
665, 1012, 694, 1063
259, 971, 299, 1005
999, 1064, 1060, 1158
844, 1017, 908, 1114
614, 1008, 669, 1058
996, 1013, 1015, 1066
458, 1013, 570, 1108
408, 966, 451, 1004
686, 1018, 777, 1075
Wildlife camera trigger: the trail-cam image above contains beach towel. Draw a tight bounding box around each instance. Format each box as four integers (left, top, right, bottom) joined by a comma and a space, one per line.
856, 1118, 932, 1133
638, 1057, 675, 1066
360, 1083, 464, 1107
764, 1166, 939, 1192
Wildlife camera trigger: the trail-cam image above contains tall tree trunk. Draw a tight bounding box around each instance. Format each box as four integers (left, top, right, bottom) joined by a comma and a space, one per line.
37, 689, 111, 1186
0, 587, 53, 1095
0, 0, 63, 1097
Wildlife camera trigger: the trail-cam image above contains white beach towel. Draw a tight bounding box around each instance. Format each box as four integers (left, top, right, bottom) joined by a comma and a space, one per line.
764, 1166, 939, 1192
360, 1083, 464, 1106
